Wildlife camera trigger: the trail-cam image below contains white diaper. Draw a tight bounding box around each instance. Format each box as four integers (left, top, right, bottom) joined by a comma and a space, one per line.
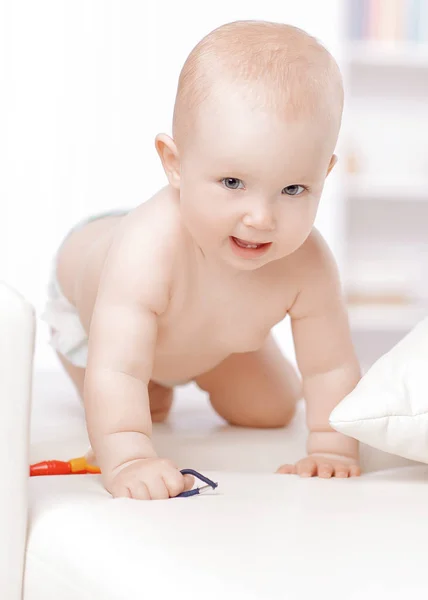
41, 210, 129, 368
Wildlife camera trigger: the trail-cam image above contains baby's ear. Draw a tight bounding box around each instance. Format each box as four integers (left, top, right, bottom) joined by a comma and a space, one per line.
155, 134, 181, 189
326, 154, 338, 177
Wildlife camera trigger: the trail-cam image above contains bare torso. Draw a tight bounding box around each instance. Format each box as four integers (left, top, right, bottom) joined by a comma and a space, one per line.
56, 186, 300, 384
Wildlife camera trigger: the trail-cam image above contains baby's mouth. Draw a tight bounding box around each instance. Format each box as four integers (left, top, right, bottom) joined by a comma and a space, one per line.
229, 236, 272, 259
231, 236, 270, 250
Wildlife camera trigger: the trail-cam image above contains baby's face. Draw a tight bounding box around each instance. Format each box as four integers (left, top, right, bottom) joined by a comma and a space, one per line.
177, 94, 338, 271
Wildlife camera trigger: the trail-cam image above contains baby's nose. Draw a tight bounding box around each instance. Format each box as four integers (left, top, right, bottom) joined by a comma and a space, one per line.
242, 202, 275, 231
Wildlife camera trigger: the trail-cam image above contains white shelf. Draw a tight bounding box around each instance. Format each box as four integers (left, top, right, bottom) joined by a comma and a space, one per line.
348, 304, 426, 332
343, 31, 428, 352
348, 41, 428, 67
347, 176, 428, 202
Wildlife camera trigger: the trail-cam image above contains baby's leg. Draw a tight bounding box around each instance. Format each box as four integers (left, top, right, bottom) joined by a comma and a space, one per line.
55, 349, 173, 423
195, 334, 301, 428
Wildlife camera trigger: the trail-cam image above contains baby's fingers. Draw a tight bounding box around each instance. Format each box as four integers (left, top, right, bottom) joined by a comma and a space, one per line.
317, 463, 334, 479
111, 480, 151, 500
296, 458, 317, 478
334, 464, 350, 478
146, 478, 170, 500
276, 464, 296, 475
162, 471, 195, 498
349, 464, 361, 477
182, 474, 195, 491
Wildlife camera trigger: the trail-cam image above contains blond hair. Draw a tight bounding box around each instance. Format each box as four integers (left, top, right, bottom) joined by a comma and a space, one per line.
172, 20, 343, 149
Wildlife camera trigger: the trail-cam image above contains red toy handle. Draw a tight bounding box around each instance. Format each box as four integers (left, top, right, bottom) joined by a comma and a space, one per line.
30, 460, 72, 476
29, 457, 101, 476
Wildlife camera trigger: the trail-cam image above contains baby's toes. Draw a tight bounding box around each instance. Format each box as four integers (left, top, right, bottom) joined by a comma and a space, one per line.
318, 463, 334, 478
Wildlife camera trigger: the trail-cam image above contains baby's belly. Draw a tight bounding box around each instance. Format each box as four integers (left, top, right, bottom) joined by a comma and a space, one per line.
151, 349, 229, 386
151, 327, 273, 386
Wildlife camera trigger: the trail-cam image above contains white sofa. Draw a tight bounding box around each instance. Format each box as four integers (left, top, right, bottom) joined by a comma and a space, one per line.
3, 282, 428, 599
0, 283, 34, 600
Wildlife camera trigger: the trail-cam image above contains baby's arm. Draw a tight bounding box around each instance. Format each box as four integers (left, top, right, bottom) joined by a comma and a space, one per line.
280, 230, 361, 478
82, 211, 193, 499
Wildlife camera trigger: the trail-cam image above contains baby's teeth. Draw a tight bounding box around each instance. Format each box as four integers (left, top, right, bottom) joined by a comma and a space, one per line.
234, 237, 261, 249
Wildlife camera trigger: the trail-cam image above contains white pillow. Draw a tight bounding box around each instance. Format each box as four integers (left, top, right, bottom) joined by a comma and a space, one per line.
329, 316, 428, 463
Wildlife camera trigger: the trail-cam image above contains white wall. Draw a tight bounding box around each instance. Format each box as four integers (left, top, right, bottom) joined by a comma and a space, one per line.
1, 0, 345, 369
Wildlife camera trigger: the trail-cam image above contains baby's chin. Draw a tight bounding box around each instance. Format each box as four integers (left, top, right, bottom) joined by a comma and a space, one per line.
224, 246, 292, 271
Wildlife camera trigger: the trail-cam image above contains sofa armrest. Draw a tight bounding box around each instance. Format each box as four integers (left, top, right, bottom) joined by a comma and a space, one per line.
0, 282, 35, 600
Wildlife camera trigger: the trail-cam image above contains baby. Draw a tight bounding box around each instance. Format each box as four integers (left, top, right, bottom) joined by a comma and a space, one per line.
43, 20, 362, 500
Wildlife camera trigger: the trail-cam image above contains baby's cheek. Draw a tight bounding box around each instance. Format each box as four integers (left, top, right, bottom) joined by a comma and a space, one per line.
282, 220, 310, 248
182, 201, 220, 242
293, 207, 318, 240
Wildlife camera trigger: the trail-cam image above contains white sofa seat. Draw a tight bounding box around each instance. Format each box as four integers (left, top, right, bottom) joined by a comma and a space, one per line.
25, 371, 428, 600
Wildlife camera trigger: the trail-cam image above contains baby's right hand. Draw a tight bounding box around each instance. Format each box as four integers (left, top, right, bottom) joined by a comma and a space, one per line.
105, 457, 195, 500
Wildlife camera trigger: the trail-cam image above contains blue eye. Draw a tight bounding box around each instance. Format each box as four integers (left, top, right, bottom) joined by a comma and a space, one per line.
222, 178, 244, 190
283, 185, 305, 196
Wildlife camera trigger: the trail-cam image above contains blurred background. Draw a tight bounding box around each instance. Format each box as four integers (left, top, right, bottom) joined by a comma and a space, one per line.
1, 0, 428, 372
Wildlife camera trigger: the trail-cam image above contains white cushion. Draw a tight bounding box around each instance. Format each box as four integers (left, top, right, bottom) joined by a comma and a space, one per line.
330, 316, 428, 463
0, 282, 35, 600
25, 369, 428, 599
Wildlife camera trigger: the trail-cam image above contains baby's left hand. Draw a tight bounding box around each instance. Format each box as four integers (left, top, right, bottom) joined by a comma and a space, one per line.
277, 453, 361, 478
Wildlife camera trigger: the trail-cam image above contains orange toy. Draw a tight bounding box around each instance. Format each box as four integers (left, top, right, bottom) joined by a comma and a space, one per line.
30, 456, 101, 476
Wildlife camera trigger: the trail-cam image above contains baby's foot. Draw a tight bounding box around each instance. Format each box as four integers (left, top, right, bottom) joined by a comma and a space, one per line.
84, 447, 97, 466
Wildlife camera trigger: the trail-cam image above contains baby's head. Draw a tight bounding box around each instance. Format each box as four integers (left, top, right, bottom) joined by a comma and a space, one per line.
156, 20, 344, 270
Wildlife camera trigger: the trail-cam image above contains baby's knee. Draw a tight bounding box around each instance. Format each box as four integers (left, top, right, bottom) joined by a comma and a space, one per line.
262, 404, 296, 429
149, 383, 174, 423
151, 407, 172, 423
229, 402, 296, 429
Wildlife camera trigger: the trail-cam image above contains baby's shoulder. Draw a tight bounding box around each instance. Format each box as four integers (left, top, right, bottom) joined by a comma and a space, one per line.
288, 227, 334, 274
101, 187, 186, 311
279, 228, 339, 288
104, 187, 186, 279
285, 228, 342, 317
129, 185, 181, 230
119, 186, 185, 256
